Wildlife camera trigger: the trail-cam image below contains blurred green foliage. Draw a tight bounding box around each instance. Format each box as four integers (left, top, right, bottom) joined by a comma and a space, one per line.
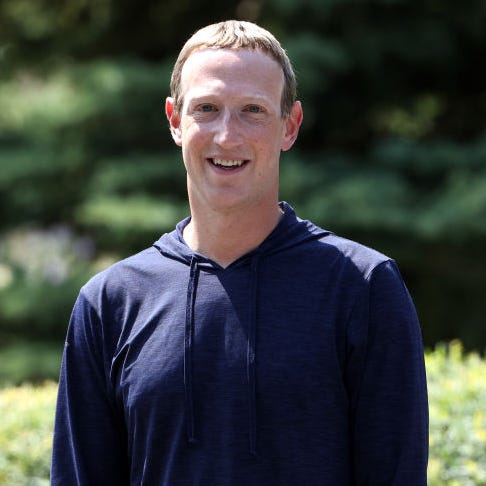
0, 381, 56, 485
426, 342, 486, 485
0, 342, 61, 385
1, 345, 485, 484
1, 0, 486, 366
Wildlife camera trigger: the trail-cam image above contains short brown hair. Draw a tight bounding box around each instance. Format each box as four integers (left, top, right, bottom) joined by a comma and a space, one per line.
170, 20, 297, 117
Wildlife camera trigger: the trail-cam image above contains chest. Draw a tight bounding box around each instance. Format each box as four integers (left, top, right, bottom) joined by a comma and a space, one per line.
110, 265, 353, 421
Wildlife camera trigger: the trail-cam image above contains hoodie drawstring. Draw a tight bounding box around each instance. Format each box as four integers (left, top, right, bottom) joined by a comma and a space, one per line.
184, 255, 199, 444
184, 253, 260, 455
247, 255, 259, 456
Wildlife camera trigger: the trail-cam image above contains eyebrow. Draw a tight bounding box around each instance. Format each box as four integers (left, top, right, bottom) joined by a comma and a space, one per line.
186, 93, 277, 108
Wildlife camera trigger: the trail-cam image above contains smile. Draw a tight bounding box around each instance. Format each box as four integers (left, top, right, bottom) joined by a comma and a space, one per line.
210, 159, 248, 168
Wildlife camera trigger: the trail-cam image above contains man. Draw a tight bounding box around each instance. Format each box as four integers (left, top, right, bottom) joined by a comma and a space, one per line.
52, 20, 428, 485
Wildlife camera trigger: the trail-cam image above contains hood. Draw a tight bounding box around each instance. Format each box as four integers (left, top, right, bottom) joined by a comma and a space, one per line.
152, 202, 330, 455
153, 201, 329, 267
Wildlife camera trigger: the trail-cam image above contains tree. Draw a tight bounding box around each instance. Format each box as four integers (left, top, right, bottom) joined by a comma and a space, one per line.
1, 0, 485, 352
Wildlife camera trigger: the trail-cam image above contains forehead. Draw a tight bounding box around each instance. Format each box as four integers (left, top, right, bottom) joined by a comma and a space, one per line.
180, 48, 284, 101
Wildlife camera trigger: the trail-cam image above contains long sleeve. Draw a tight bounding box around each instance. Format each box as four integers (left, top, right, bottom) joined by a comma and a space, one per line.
347, 260, 429, 485
51, 290, 129, 485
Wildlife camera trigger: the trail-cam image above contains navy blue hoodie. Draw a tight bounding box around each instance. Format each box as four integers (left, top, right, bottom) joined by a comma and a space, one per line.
51, 202, 428, 485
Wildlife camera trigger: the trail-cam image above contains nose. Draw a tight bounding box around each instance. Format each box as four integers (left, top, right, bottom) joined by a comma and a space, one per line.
213, 109, 243, 149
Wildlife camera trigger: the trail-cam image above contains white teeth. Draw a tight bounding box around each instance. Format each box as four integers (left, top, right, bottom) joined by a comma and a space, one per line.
212, 159, 245, 167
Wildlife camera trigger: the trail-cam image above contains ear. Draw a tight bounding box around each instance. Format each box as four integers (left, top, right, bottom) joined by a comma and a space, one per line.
281, 101, 303, 152
165, 97, 182, 147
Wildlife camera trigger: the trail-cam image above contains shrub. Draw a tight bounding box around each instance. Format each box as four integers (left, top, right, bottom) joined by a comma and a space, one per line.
427, 341, 486, 485
0, 382, 56, 485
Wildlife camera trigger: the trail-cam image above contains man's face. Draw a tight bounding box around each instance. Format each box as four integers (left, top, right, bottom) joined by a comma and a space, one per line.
166, 48, 302, 214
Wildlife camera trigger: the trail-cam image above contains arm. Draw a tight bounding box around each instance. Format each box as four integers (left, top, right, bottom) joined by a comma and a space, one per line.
51, 290, 129, 485
348, 260, 428, 485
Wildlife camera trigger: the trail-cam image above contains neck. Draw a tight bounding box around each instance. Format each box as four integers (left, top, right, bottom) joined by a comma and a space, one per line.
183, 202, 283, 268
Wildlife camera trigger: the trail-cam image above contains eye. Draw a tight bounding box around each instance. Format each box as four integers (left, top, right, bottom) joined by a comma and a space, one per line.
245, 105, 264, 114
199, 104, 216, 112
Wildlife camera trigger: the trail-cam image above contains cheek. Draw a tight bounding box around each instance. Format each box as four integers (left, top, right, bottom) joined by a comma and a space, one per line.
181, 124, 206, 150
255, 132, 286, 160
251, 123, 281, 147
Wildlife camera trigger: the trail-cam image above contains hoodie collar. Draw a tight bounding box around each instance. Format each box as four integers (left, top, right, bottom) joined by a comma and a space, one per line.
153, 202, 330, 269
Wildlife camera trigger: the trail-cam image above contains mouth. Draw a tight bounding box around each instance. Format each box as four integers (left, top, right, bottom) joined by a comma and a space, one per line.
209, 158, 249, 170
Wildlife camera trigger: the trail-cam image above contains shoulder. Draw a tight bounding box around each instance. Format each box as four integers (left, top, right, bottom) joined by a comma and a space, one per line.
275, 205, 391, 280
300, 229, 392, 285
318, 233, 390, 278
